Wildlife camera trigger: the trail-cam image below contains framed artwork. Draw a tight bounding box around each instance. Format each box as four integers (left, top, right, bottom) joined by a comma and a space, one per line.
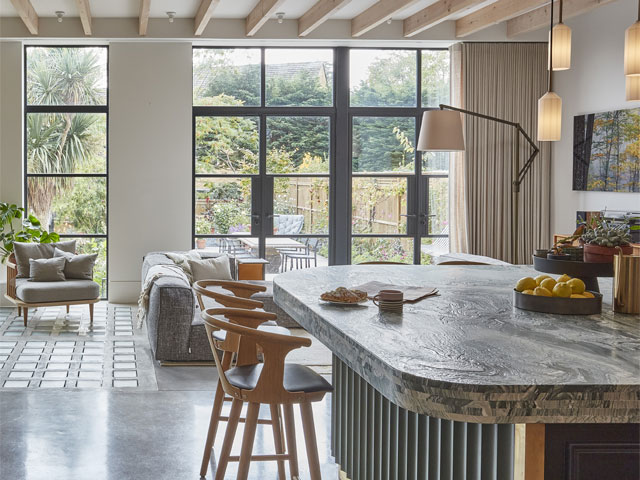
573, 107, 640, 192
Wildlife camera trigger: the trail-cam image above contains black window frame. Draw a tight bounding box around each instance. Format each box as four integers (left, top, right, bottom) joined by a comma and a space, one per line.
23, 45, 109, 298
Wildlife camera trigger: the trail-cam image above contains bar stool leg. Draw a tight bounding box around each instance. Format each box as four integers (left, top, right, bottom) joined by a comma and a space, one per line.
200, 380, 226, 477
215, 398, 242, 480
300, 402, 322, 480
283, 403, 299, 479
269, 403, 286, 480
237, 402, 260, 480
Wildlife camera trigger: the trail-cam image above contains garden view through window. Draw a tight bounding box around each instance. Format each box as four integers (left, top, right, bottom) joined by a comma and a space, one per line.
25, 46, 108, 297
193, 47, 450, 273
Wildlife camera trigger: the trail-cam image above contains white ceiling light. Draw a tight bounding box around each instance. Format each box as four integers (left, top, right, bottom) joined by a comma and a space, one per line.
549, 0, 571, 71
538, 0, 562, 141
276, 12, 285, 24
166, 12, 176, 23
55, 11, 65, 23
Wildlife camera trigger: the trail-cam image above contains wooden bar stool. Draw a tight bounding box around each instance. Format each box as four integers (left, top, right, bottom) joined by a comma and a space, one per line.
202, 308, 333, 480
199, 306, 291, 477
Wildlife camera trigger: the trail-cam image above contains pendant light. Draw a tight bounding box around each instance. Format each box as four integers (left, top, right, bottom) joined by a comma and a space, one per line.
627, 75, 640, 101
549, 0, 571, 70
538, 0, 563, 141
624, 0, 640, 76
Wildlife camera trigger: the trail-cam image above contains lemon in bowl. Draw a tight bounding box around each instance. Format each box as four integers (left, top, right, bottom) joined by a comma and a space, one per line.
515, 277, 537, 292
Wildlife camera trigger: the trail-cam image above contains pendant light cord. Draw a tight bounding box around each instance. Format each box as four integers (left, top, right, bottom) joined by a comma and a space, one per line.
559, 0, 563, 23
549, 0, 554, 91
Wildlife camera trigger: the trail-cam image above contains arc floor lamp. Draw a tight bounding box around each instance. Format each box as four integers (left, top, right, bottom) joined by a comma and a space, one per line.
417, 105, 540, 264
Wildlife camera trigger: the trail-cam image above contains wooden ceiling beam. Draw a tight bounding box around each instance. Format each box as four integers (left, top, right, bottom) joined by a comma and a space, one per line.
139, 0, 151, 36
299, 0, 352, 37
9, 0, 38, 35
246, 0, 286, 36
195, 0, 220, 36
507, 0, 617, 37
404, 0, 487, 37
352, 0, 421, 37
75, 0, 92, 36
455, 0, 547, 38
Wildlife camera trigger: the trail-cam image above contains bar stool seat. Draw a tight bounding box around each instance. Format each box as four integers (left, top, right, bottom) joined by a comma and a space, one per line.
226, 363, 333, 394
211, 322, 288, 342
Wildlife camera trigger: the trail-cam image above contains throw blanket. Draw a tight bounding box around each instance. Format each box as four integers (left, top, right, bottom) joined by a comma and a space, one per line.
136, 264, 188, 328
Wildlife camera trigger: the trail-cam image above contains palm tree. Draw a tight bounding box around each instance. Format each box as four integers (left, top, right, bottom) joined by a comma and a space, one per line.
26, 47, 104, 224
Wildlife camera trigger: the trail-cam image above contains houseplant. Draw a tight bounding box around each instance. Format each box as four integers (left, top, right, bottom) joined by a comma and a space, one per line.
580, 217, 633, 263
0, 203, 59, 263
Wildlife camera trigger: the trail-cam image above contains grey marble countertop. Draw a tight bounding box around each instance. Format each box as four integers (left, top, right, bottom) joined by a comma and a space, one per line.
273, 265, 640, 424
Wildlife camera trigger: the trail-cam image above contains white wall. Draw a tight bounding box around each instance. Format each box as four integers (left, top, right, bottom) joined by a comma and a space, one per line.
0, 42, 23, 306
552, 0, 640, 235
108, 43, 192, 302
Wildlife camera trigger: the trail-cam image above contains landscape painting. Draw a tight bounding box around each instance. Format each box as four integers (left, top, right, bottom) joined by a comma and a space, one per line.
573, 107, 640, 192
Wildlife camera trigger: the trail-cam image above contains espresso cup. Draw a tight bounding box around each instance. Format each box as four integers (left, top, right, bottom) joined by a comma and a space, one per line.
373, 289, 403, 312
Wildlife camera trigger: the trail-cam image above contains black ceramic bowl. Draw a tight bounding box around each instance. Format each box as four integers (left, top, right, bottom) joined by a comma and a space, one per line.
513, 289, 602, 315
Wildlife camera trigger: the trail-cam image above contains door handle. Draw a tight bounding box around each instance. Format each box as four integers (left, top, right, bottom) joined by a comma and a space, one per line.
251, 214, 261, 225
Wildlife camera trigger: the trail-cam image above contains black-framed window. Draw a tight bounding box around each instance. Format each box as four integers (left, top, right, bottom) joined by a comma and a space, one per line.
193, 47, 449, 270
24, 46, 109, 297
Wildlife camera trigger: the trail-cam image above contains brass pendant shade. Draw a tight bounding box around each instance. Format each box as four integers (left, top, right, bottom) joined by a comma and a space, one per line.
549, 22, 572, 70
627, 75, 640, 101
625, 20, 640, 76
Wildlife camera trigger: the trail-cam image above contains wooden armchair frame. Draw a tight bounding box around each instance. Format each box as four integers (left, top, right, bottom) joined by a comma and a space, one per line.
5, 253, 98, 327
193, 279, 266, 299
193, 281, 264, 311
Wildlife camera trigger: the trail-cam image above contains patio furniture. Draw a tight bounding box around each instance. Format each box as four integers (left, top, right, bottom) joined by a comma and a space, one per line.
202, 307, 332, 480
282, 238, 322, 270
273, 214, 304, 236
5, 253, 99, 327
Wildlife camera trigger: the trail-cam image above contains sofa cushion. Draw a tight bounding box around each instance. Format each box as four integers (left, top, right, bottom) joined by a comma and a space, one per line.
29, 257, 66, 282
15, 278, 99, 304
14, 240, 76, 278
165, 250, 201, 282
188, 256, 233, 282
54, 248, 97, 280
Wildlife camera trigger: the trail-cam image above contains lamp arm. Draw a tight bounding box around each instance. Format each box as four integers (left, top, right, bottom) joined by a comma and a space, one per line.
438, 104, 540, 190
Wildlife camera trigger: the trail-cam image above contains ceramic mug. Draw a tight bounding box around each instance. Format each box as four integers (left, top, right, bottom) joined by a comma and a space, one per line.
373, 289, 403, 312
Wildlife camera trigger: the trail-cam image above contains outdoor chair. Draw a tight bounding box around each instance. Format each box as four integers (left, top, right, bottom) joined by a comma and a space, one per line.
273, 215, 304, 236
283, 237, 322, 270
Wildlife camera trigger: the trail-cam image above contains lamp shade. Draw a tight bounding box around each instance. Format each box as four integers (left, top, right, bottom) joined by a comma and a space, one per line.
537, 91, 562, 141
417, 110, 465, 151
627, 75, 640, 101
625, 21, 640, 76
549, 22, 572, 70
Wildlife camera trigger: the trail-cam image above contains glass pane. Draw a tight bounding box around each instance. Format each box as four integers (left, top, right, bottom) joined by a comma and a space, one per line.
350, 50, 417, 107
27, 113, 107, 174
195, 178, 252, 235
422, 152, 449, 174
195, 116, 259, 174
265, 49, 333, 106
26, 47, 107, 106
193, 48, 261, 106
421, 50, 450, 107
63, 237, 107, 297
428, 177, 449, 235
352, 178, 407, 234
351, 237, 413, 264
265, 237, 329, 277
195, 237, 259, 259
274, 178, 329, 235
352, 117, 415, 173
267, 116, 330, 173
27, 177, 106, 235
421, 238, 448, 263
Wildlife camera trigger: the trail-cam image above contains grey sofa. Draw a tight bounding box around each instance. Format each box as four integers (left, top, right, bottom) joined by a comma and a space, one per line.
142, 251, 298, 363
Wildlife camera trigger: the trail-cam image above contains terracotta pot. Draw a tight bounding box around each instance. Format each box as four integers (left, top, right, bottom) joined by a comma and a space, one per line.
196, 238, 206, 249
583, 243, 633, 263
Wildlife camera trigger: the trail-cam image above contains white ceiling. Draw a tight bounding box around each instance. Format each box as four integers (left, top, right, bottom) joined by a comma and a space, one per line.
0, 0, 466, 20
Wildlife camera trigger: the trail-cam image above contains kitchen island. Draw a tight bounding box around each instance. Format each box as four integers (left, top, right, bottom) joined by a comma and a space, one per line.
273, 265, 640, 480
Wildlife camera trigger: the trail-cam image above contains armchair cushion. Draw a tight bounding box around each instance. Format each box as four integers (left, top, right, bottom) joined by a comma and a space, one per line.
29, 257, 66, 282
54, 248, 97, 280
15, 278, 100, 304
14, 240, 76, 278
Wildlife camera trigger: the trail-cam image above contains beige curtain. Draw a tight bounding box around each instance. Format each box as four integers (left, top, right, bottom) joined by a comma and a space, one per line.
449, 42, 551, 264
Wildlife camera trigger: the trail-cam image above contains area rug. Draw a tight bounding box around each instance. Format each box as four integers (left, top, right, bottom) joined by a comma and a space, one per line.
0, 303, 157, 390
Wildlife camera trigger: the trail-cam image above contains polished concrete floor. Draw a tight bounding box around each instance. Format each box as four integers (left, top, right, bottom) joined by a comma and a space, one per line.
0, 308, 338, 480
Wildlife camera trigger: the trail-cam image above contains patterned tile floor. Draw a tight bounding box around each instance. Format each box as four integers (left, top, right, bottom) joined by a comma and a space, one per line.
0, 303, 157, 390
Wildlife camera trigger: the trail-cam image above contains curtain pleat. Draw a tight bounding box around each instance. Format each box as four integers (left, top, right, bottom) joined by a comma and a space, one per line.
450, 42, 551, 264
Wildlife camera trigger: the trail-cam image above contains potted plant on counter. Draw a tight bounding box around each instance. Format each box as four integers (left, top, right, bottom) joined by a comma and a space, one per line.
581, 217, 633, 263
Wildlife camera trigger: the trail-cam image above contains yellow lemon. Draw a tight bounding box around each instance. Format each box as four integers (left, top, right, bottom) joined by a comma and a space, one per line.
567, 278, 585, 294
570, 294, 586, 299
552, 282, 572, 298
515, 277, 537, 292
557, 274, 572, 283
533, 286, 552, 297
535, 274, 552, 286
540, 277, 557, 292
522, 289, 534, 295
582, 291, 595, 298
